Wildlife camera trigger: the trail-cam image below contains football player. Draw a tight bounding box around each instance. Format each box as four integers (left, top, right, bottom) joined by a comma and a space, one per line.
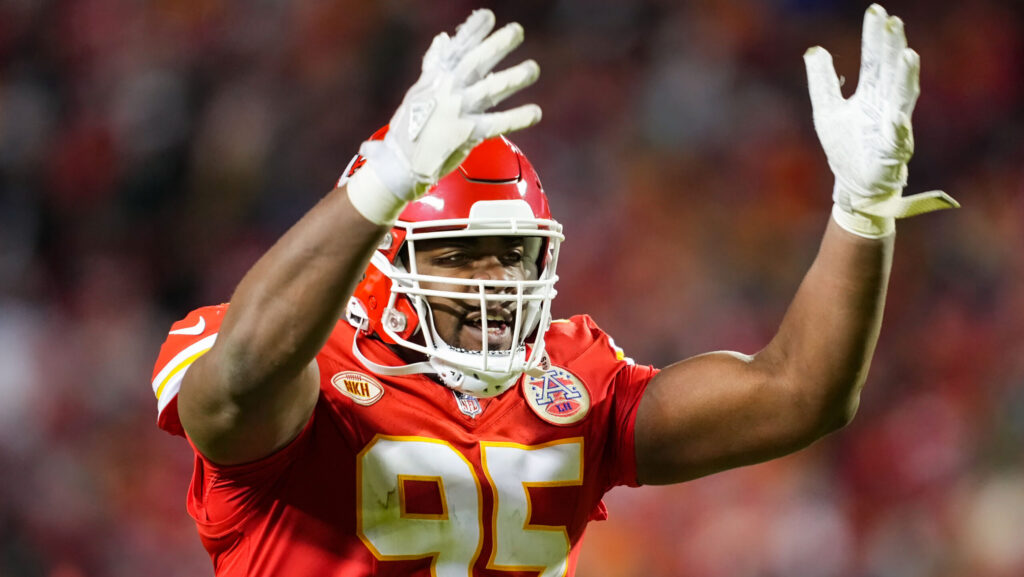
151, 5, 957, 576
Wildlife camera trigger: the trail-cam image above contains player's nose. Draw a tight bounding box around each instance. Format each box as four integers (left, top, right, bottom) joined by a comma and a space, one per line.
471, 255, 510, 280
470, 257, 520, 296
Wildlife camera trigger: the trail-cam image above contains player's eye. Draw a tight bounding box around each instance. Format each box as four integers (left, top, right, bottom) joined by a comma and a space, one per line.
433, 252, 470, 267
501, 250, 525, 266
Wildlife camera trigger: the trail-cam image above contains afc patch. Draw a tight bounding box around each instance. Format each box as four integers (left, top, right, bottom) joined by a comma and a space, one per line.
331, 371, 384, 406
523, 365, 591, 426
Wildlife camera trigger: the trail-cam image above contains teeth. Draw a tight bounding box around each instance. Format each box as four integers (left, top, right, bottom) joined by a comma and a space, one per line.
467, 315, 509, 327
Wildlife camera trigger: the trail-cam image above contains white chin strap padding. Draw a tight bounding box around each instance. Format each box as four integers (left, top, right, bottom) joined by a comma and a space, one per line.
429, 356, 519, 398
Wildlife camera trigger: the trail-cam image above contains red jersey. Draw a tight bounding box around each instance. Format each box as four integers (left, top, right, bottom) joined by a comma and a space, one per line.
151, 307, 655, 577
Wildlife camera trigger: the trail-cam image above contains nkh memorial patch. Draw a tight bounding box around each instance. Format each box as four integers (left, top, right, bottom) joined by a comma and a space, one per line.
331, 371, 384, 406
523, 365, 591, 425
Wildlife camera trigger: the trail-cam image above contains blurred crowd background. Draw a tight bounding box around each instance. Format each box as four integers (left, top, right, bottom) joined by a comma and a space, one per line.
0, 0, 1022, 576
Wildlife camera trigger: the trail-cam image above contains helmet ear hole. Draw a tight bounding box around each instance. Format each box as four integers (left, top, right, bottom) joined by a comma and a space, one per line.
383, 309, 407, 333
350, 254, 421, 344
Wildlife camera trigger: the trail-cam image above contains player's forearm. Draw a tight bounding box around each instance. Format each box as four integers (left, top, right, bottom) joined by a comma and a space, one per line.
211, 186, 386, 396
760, 217, 893, 435
782, 4, 954, 439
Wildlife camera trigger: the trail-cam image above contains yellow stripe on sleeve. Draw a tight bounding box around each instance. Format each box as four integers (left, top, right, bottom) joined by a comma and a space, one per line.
155, 346, 213, 399
151, 333, 218, 404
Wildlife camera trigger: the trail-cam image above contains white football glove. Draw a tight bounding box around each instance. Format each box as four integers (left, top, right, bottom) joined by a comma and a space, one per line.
346, 9, 542, 225
804, 4, 958, 238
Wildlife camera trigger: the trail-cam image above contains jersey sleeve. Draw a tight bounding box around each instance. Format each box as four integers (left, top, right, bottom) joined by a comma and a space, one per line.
581, 317, 657, 489
150, 304, 228, 436
607, 359, 657, 488
547, 316, 659, 489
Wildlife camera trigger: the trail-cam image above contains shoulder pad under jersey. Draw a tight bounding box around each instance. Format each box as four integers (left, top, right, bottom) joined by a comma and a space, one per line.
543, 314, 636, 368
150, 304, 228, 436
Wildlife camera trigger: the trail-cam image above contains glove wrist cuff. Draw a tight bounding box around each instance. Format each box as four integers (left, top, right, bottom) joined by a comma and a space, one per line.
831, 203, 895, 239
346, 164, 408, 226
358, 140, 420, 202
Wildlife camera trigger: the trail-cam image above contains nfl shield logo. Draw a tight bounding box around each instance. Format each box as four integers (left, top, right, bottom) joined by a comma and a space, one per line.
452, 390, 483, 418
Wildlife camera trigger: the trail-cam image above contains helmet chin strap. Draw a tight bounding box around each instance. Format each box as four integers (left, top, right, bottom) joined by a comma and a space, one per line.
350, 329, 523, 398
351, 330, 434, 377
427, 356, 520, 398
423, 311, 537, 396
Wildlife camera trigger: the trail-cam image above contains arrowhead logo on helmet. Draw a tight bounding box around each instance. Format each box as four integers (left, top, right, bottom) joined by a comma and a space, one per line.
344, 128, 564, 398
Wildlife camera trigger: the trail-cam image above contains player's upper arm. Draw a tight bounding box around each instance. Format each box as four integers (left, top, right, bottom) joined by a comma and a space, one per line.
151, 306, 321, 465
179, 354, 320, 465
633, 349, 836, 485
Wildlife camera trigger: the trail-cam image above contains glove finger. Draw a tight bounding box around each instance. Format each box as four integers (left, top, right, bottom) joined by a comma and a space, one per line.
804, 47, 843, 111
462, 59, 540, 113
893, 48, 921, 118
449, 9, 496, 61
856, 4, 888, 100
454, 22, 525, 86
879, 15, 907, 102
470, 104, 543, 140
421, 32, 450, 72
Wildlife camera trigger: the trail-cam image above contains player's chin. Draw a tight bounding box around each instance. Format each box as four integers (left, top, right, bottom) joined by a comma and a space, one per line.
457, 321, 514, 352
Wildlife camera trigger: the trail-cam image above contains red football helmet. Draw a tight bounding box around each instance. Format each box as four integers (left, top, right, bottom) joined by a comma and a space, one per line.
340, 129, 563, 397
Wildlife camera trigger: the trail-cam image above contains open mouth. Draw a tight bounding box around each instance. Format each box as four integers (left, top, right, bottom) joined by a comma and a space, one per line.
460, 313, 514, 351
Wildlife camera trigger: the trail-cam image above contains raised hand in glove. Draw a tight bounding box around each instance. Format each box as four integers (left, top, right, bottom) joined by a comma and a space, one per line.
346, 9, 542, 225
804, 3, 958, 238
